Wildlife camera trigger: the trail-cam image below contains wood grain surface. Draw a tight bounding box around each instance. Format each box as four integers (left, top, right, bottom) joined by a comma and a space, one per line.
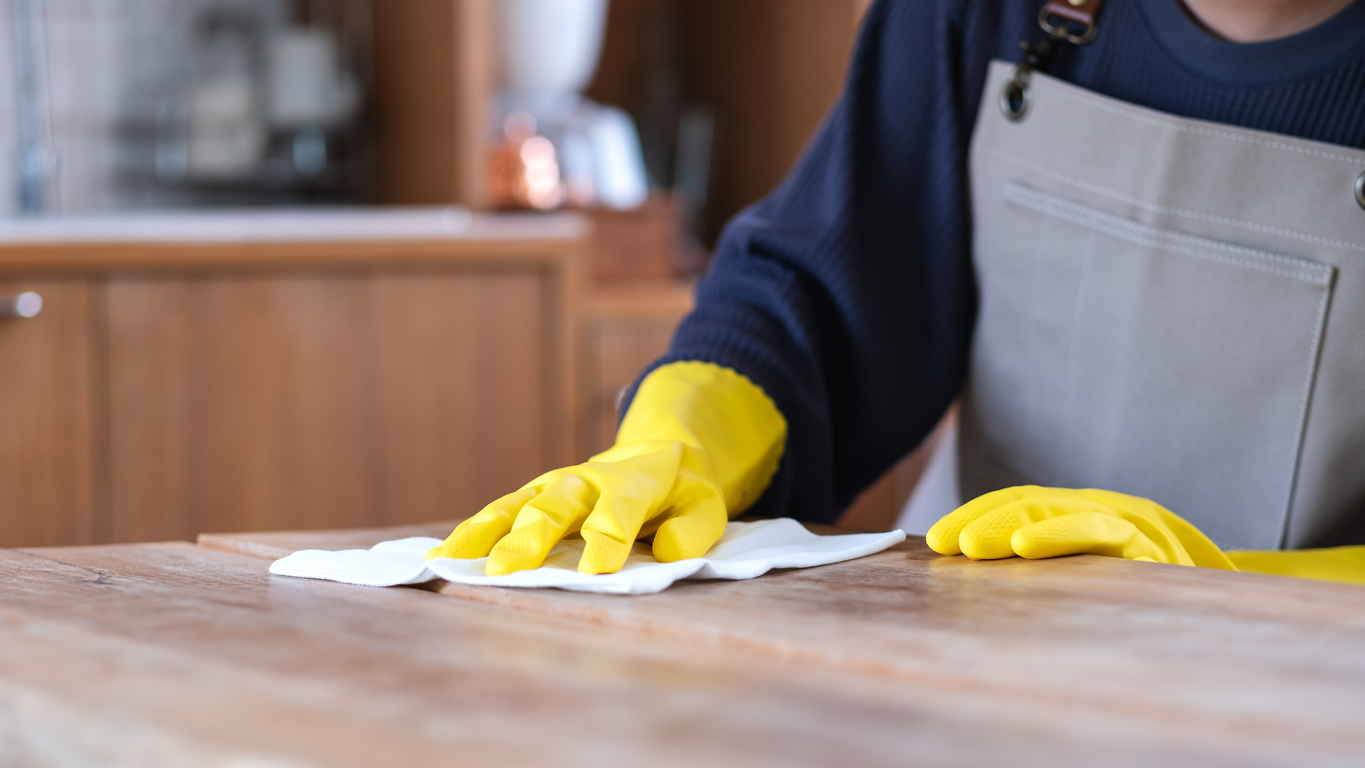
197, 522, 1365, 765
4, 539, 1357, 767
105, 272, 549, 543
0, 279, 97, 547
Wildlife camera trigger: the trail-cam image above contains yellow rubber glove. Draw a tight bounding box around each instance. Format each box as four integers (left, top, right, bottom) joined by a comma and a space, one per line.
926, 486, 1236, 569
1226, 547, 1365, 585
426, 361, 786, 576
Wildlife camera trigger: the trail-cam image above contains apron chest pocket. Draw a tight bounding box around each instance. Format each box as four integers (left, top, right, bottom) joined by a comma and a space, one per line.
966, 182, 1336, 549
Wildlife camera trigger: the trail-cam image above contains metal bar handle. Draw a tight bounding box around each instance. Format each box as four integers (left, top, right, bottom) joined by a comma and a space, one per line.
0, 292, 43, 318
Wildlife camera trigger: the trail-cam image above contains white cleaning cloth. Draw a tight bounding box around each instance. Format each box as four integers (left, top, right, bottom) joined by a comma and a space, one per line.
269, 518, 906, 595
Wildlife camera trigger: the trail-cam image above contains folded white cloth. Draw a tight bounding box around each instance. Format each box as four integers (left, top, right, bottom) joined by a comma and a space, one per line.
269, 518, 906, 595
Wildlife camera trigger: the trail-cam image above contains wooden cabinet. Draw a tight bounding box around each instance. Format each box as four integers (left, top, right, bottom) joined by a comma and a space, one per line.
0, 211, 926, 547
0, 211, 583, 547
0, 279, 98, 546
577, 283, 695, 459
372, 0, 491, 208
106, 270, 550, 542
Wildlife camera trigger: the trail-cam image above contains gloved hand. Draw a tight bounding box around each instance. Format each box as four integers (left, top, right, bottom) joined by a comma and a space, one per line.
927, 486, 1365, 584
925, 486, 1236, 569
426, 361, 786, 576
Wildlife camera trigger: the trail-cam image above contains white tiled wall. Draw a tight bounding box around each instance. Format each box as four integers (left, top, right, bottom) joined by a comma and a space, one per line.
1, 0, 289, 216
0, 1, 20, 215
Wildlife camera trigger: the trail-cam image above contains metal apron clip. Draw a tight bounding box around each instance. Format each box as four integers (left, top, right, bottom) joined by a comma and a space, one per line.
1002, 0, 1109, 122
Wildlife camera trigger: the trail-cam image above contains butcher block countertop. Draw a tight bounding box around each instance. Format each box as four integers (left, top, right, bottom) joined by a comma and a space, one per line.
0, 521, 1361, 767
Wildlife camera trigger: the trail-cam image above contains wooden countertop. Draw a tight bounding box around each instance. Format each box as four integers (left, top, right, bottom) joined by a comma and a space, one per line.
0, 208, 589, 272
2, 522, 1361, 766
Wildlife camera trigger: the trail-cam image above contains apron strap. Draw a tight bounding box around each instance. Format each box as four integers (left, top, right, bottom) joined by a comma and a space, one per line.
1000, 0, 1109, 121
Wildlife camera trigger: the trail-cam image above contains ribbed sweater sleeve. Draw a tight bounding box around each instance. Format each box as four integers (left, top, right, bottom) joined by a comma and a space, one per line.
630, 0, 998, 523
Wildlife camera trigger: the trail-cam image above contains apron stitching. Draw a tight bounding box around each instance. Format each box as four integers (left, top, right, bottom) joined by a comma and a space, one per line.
987, 148, 1365, 254
1039, 208, 1326, 283
1280, 285, 1334, 549
1051, 88, 1365, 166
1009, 185, 1333, 276
1006, 185, 1335, 284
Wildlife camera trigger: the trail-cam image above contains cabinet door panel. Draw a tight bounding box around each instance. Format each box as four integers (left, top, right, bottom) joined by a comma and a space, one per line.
0, 280, 95, 547
107, 271, 545, 542
370, 272, 545, 526
583, 316, 681, 459
578, 287, 694, 460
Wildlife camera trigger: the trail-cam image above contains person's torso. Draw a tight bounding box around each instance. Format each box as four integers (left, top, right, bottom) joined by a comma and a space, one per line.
949, 0, 1365, 548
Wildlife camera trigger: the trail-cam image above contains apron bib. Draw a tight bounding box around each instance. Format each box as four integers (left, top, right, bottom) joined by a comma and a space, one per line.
909, 61, 1365, 550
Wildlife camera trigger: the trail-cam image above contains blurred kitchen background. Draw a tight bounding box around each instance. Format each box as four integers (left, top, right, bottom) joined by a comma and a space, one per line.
0, 0, 915, 548
2, 0, 868, 239
4, 0, 370, 212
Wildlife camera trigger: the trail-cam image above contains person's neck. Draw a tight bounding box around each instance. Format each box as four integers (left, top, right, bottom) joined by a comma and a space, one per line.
1179, 0, 1357, 42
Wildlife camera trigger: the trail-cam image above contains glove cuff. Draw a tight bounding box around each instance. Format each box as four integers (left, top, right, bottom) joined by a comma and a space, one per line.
1227, 546, 1365, 585
613, 361, 786, 516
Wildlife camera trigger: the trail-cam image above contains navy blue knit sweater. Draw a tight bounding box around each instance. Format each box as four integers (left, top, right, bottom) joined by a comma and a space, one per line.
634, 0, 1365, 525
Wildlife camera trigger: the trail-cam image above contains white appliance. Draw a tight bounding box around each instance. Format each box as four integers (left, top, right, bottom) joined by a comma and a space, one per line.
496, 0, 648, 210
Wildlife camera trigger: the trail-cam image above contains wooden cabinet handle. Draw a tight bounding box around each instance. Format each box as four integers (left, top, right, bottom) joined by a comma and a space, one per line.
0, 292, 42, 318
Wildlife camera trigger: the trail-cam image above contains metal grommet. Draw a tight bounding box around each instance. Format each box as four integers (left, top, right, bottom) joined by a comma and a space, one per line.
1000, 75, 1031, 122
1355, 171, 1365, 211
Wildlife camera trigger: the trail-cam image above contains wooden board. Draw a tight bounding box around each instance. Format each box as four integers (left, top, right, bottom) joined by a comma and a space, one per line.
2, 539, 1353, 766
583, 197, 685, 286
0, 279, 97, 547
199, 522, 1365, 764
106, 271, 547, 542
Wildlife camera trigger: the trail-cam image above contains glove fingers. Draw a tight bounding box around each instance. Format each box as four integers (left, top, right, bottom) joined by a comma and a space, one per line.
1074, 489, 1217, 567
577, 448, 683, 575
926, 485, 1052, 555
652, 496, 727, 563
1010, 511, 1164, 562
650, 458, 728, 563
486, 473, 597, 576
957, 495, 1107, 560
426, 486, 536, 560
932, 485, 1226, 568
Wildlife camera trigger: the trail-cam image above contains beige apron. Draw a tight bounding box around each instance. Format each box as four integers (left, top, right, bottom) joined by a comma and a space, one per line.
905, 61, 1365, 551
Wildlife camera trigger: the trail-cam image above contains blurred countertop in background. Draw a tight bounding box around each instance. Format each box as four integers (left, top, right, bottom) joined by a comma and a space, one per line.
0, 207, 584, 245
